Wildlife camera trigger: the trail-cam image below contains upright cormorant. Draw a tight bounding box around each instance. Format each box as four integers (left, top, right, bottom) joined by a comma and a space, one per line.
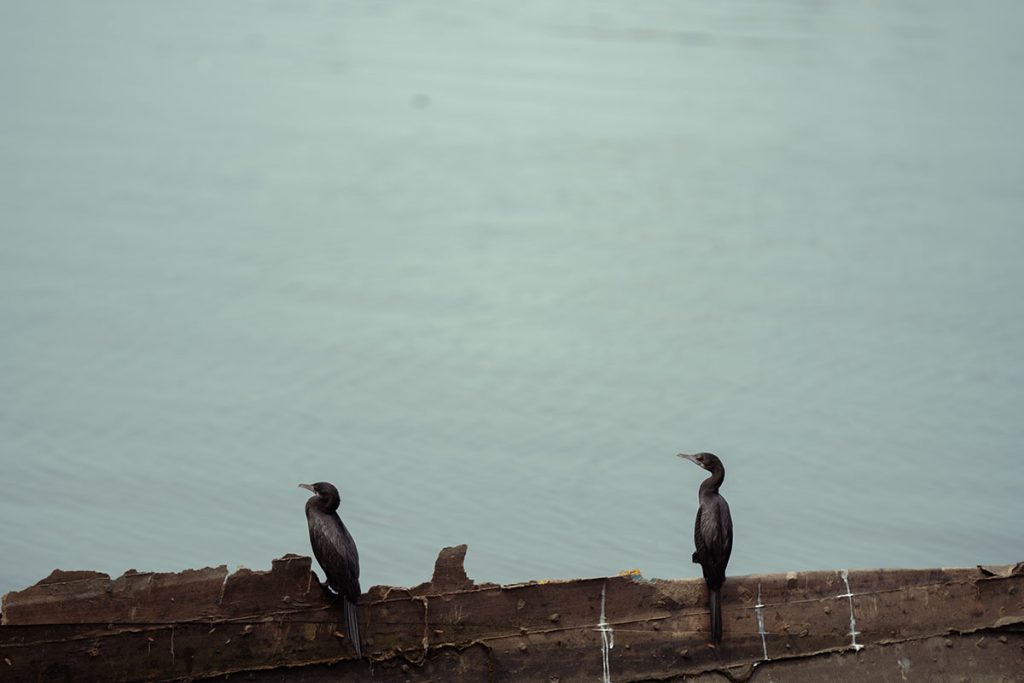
299, 481, 362, 657
678, 452, 733, 645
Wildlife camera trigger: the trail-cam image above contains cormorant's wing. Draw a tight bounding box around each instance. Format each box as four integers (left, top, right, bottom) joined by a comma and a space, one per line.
693, 506, 706, 562
697, 496, 732, 586
719, 498, 733, 568
308, 512, 361, 603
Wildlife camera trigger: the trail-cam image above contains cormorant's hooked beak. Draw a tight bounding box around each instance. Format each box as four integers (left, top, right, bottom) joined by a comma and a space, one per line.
298, 483, 316, 493
677, 453, 702, 467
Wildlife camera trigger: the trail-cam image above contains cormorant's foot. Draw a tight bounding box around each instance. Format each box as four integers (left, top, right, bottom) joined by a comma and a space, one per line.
317, 581, 340, 600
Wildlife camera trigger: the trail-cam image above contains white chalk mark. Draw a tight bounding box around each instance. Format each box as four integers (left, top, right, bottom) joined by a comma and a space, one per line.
597, 581, 614, 683
754, 582, 769, 661
839, 569, 864, 652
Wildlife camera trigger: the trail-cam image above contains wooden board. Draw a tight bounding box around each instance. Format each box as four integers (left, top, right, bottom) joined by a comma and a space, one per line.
2, 546, 1022, 682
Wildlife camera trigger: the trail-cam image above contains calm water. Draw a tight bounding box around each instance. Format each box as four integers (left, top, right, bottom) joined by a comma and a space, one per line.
2, 1, 1023, 598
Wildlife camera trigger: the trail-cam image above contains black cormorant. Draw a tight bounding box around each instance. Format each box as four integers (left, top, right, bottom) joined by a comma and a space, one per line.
299, 481, 362, 657
678, 452, 733, 645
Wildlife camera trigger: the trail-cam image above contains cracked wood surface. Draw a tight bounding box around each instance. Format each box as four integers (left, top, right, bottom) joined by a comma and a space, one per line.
2, 547, 1022, 682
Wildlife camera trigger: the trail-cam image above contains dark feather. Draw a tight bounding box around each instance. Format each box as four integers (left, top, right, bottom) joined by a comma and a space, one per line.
307, 508, 361, 602
343, 597, 362, 658
695, 494, 732, 589
709, 588, 722, 645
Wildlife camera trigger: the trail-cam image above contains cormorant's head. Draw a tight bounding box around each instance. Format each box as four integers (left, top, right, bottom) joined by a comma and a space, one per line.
299, 481, 341, 510
677, 452, 722, 471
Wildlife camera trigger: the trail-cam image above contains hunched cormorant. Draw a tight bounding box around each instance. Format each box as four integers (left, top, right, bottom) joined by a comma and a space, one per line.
299, 481, 362, 657
678, 452, 733, 645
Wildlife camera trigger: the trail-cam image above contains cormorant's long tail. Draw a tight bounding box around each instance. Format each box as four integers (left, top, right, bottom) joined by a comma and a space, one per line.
709, 588, 722, 645
344, 598, 362, 657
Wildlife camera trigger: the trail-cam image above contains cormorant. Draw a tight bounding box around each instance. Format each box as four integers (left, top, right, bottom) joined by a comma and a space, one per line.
299, 481, 362, 657
678, 452, 733, 645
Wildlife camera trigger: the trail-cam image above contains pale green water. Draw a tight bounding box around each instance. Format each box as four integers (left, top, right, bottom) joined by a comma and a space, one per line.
2, 1, 1023, 597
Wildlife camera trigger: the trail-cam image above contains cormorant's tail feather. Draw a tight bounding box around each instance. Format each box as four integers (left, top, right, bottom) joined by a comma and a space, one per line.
709, 588, 722, 645
344, 598, 362, 657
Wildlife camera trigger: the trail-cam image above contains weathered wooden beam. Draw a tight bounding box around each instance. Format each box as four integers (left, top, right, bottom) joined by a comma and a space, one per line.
2, 548, 1022, 682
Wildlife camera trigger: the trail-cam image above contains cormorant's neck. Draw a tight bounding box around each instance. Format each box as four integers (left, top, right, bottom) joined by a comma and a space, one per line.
700, 465, 725, 495
307, 497, 340, 514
